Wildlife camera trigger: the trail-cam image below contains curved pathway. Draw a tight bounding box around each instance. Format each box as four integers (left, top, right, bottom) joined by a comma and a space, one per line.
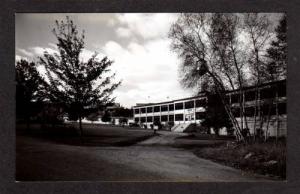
16, 132, 274, 181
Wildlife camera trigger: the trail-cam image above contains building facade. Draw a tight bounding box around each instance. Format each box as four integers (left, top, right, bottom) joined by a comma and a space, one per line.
133, 80, 287, 136
133, 93, 207, 129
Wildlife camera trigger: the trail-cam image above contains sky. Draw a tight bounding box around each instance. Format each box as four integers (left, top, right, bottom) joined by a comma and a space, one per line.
15, 13, 282, 108
15, 13, 194, 108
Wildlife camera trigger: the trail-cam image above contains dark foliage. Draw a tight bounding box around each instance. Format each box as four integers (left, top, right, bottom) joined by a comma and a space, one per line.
101, 110, 112, 123
85, 112, 101, 122
16, 60, 46, 127
202, 93, 232, 135
266, 15, 287, 81
111, 107, 133, 118
119, 117, 128, 125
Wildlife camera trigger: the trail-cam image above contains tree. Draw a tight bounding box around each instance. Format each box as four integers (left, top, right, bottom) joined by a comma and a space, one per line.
119, 117, 128, 125
266, 14, 287, 81
101, 110, 112, 123
243, 13, 272, 140
169, 13, 276, 142
39, 17, 121, 137
16, 59, 45, 129
169, 13, 246, 141
111, 107, 133, 118
86, 112, 100, 123
202, 93, 232, 135
265, 15, 287, 141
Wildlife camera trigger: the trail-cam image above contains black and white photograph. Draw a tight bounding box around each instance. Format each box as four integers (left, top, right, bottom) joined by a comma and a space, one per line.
15, 13, 287, 182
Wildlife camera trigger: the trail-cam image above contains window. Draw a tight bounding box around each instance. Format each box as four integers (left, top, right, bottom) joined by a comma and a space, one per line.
161, 115, 168, 122
261, 104, 276, 115
147, 107, 153, 113
175, 114, 183, 121
260, 87, 276, 99
140, 117, 146, 123
224, 95, 230, 104
134, 117, 139, 123
278, 103, 286, 115
168, 115, 174, 121
175, 103, 183, 110
141, 108, 146, 113
147, 116, 153, 122
231, 93, 239, 104
169, 104, 174, 111
134, 109, 140, 114
161, 105, 168, 112
245, 90, 256, 101
278, 83, 286, 97
195, 99, 206, 107
154, 106, 160, 112
244, 106, 255, 117
185, 100, 194, 109
232, 107, 241, 117
154, 116, 160, 122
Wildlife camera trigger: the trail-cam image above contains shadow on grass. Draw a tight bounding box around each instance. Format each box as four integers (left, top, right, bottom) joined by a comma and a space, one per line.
16, 123, 156, 147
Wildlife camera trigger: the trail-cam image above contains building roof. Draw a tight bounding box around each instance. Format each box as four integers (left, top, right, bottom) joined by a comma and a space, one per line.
133, 92, 207, 108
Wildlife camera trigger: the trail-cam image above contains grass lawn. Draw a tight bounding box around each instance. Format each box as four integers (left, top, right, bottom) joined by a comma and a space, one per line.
192, 139, 286, 179
16, 123, 155, 147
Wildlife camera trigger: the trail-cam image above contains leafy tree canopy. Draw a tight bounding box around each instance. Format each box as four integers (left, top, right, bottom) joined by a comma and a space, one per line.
39, 16, 121, 132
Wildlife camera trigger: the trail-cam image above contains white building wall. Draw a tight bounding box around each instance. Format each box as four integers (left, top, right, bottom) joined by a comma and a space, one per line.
133, 96, 208, 129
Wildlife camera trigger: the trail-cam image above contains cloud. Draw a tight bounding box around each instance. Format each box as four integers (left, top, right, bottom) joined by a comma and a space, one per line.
103, 41, 125, 56
15, 13, 193, 108
100, 38, 192, 107
17, 48, 34, 57
48, 43, 57, 49
115, 13, 178, 40
107, 18, 116, 27
116, 27, 132, 38
79, 48, 105, 62
15, 55, 28, 62
30, 46, 58, 56
17, 45, 106, 64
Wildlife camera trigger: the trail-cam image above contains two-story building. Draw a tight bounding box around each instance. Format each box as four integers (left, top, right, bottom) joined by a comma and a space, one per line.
132, 80, 287, 136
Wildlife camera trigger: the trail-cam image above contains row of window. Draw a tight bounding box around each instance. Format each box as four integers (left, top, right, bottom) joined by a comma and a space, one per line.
134, 112, 206, 123
134, 99, 206, 114
232, 103, 286, 117
229, 84, 286, 104
134, 103, 286, 123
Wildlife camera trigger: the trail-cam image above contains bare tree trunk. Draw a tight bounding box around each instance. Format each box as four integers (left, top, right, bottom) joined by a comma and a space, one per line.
229, 43, 246, 141
243, 91, 249, 130
217, 90, 244, 142
275, 89, 279, 142
79, 116, 84, 143
26, 115, 30, 131
265, 100, 272, 141
239, 90, 244, 131
253, 87, 259, 141
265, 99, 273, 142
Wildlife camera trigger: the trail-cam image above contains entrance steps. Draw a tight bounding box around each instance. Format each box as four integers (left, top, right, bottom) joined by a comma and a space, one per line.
171, 123, 196, 133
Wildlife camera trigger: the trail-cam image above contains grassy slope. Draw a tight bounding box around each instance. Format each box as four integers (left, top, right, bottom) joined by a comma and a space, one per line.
193, 140, 286, 179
